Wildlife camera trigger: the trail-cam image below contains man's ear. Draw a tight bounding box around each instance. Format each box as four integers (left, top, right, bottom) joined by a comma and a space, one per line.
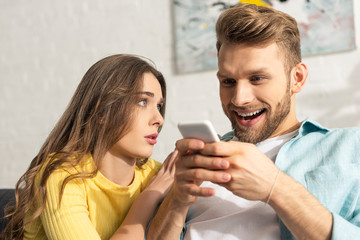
290, 62, 308, 94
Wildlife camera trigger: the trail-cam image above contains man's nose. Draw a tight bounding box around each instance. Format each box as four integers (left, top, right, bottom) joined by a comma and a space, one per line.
231, 82, 255, 106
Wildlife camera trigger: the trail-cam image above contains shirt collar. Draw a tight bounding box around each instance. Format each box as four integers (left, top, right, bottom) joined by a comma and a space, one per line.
297, 118, 330, 138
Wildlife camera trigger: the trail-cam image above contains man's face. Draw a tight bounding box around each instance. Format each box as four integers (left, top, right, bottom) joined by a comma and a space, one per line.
217, 43, 295, 143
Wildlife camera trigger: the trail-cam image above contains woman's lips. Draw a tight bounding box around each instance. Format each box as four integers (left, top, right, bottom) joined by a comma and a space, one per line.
145, 133, 158, 145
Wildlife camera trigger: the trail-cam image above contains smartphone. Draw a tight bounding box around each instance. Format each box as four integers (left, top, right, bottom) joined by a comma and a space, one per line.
177, 120, 220, 143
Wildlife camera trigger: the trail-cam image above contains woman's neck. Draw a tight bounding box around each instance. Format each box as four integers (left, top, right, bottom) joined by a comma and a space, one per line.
99, 152, 136, 186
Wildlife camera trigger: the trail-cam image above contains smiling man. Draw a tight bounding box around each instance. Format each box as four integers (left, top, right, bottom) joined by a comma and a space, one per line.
217, 42, 301, 144
147, 3, 360, 240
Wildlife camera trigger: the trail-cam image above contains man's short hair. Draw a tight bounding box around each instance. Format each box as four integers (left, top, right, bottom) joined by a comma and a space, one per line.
216, 3, 301, 75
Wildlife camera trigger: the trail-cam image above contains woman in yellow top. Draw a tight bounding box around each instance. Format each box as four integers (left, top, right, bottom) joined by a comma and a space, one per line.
3, 54, 177, 240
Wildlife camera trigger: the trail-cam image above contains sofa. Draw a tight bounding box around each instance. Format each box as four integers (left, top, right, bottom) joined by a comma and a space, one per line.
0, 189, 15, 233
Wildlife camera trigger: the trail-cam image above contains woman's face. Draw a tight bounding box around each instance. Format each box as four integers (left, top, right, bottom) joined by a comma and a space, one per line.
107, 72, 164, 162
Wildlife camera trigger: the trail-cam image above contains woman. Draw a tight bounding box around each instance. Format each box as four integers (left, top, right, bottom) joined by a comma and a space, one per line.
2, 54, 176, 240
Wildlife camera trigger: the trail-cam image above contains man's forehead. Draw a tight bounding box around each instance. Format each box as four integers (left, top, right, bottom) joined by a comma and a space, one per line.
217, 43, 285, 71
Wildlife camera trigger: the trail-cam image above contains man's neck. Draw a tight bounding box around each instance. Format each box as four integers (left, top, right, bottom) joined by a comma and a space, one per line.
268, 114, 301, 139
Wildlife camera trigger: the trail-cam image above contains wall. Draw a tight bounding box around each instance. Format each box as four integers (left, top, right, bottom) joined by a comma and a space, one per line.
1, 0, 360, 188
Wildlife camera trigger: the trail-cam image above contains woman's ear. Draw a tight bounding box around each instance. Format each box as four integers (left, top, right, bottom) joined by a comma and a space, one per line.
291, 62, 308, 94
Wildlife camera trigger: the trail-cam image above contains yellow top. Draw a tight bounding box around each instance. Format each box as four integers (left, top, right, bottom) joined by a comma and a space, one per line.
23, 154, 161, 240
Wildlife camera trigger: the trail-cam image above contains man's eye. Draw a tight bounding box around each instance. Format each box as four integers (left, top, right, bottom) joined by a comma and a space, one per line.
138, 99, 147, 107
251, 76, 263, 82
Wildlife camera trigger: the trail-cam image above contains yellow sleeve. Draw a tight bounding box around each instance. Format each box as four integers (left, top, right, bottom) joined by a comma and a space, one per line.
40, 169, 101, 240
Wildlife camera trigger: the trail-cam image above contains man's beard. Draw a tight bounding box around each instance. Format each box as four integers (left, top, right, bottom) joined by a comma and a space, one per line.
225, 89, 291, 144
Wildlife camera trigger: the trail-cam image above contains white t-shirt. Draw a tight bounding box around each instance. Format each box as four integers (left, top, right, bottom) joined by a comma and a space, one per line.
184, 130, 298, 240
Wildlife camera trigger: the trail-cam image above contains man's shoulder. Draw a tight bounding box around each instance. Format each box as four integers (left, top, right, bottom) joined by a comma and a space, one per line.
299, 118, 360, 139
329, 126, 360, 135
291, 120, 360, 163
325, 127, 360, 147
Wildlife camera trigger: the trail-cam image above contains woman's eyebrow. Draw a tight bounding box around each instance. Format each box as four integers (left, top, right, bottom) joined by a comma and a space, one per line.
136, 91, 164, 103
136, 91, 154, 97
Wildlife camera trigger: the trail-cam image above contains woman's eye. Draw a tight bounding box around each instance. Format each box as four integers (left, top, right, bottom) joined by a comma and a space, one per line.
157, 104, 163, 112
138, 99, 147, 107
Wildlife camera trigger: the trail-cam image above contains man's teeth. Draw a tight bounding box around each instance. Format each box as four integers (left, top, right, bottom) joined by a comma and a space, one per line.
237, 109, 263, 117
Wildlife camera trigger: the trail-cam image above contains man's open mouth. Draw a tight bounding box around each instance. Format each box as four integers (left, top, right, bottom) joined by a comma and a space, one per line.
236, 109, 265, 122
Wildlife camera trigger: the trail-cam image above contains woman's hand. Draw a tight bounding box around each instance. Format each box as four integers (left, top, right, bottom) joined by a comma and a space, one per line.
145, 150, 178, 197
110, 150, 178, 240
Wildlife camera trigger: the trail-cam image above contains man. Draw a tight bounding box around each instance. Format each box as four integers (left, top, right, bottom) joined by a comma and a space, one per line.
147, 3, 360, 240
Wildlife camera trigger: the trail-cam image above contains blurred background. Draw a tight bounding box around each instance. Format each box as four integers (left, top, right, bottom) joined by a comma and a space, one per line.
1, 0, 360, 188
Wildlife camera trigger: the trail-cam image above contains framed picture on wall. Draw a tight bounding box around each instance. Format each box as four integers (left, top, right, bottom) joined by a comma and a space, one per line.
173, 0, 356, 74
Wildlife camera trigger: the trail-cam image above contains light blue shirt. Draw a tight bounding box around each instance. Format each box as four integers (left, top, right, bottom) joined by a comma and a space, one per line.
219, 118, 360, 239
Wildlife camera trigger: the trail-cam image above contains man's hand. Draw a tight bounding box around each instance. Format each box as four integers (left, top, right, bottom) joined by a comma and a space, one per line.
171, 139, 232, 206
200, 141, 280, 202
172, 139, 279, 205
198, 141, 332, 240
146, 139, 231, 240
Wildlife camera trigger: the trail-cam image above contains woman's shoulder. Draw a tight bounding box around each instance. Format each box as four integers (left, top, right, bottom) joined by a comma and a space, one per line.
136, 158, 161, 181
35, 154, 92, 190
136, 158, 161, 190
139, 158, 162, 173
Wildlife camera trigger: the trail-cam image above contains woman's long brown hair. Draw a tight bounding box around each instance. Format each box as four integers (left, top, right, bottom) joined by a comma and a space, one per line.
2, 54, 166, 239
